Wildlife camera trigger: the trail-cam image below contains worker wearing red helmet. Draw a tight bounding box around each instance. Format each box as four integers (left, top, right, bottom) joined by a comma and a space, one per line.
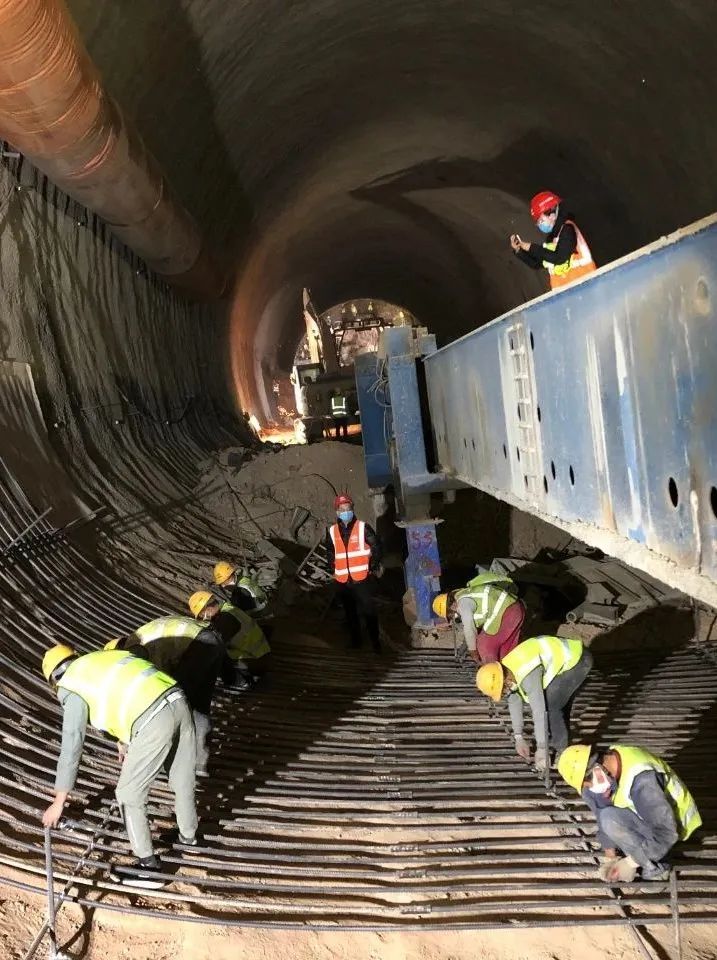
510, 191, 596, 290
325, 493, 383, 652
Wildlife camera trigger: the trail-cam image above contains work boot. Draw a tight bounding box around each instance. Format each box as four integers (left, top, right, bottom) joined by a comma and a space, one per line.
160, 827, 198, 847
641, 861, 670, 881
109, 855, 167, 889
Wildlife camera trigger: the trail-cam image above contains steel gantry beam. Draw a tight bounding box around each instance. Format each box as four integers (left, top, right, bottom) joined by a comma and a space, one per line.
423, 213, 717, 607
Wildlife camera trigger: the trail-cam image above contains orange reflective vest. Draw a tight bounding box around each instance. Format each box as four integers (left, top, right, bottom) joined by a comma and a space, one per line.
543, 219, 596, 289
330, 520, 371, 583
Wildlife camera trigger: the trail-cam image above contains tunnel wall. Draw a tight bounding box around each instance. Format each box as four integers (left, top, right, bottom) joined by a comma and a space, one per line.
62, 0, 717, 418
0, 153, 249, 595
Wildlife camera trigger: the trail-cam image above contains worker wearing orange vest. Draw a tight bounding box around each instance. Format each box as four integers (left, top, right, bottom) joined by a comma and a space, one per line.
511, 191, 596, 290
326, 493, 383, 652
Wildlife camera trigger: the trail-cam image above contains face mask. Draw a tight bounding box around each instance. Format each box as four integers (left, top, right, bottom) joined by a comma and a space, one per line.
538, 220, 553, 234
588, 765, 617, 796
338, 510, 354, 524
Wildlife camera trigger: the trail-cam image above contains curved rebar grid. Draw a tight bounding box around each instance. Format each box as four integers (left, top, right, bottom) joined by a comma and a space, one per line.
0, 371, 716, 935
1, 466, 717, 931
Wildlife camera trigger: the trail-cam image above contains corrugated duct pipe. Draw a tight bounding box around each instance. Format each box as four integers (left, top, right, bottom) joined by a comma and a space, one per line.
0, 0, 224, 300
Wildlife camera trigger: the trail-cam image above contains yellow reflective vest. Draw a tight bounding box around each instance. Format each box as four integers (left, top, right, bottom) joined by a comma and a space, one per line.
455, 573, 518, 636
611, 744, 702, 841
237, 575, 267, 607
135, 616, 204, 648
502, 635, 583, 702
220, 602, 271, 660
58, 650, 176, 743
133, 616, 205, 672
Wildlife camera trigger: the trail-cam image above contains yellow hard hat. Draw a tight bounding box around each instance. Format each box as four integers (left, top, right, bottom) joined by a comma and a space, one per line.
476, 663, 504, 702
557, 744, 593, 792
213, 561, 236, 585
189, 590, 213, 618
104, 638, 121, 651
42, 644, 76, 682
432, 593, 449, 619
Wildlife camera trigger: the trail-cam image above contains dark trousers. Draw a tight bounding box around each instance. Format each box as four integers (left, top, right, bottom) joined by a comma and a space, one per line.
173, 637, 224, 771
333, 417, 348, 439
545, 649, 593, 754
338, 578, 380, 649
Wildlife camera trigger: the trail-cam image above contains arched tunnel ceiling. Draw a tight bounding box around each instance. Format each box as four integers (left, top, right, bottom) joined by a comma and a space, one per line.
67, 0, 717, 405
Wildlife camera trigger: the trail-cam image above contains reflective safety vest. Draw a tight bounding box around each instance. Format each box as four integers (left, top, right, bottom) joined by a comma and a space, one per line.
542, 220, 596, 289
237, 575, 267, 608
610, 744, 702, 841
502, 635, 583, 702
58, 650, 176, 743
331, 395, 348, 417
455, 573, 518, 636
133, 616, 205, 671
330, 520, 371, 583
135, 616, 204, 647
220, 602, 271, 660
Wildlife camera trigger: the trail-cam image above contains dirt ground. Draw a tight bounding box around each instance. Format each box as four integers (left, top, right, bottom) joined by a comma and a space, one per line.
2, 887, 717, 960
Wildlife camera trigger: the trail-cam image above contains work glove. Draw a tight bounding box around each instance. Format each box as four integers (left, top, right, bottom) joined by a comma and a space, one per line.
597, 854, 620, 882
514, 735, 531, 760
601, 855, 640, 884
533, 747, 549, 771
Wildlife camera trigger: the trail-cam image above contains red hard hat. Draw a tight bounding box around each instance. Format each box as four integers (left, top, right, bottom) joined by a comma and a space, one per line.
530, 191, 562, 221
334, 493, 353, 510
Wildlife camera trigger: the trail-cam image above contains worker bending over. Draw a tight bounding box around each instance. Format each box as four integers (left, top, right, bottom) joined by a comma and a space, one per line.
511, 191, 596, 290
107, 614, 224, 776
213, 560, 268, 613
432, 568, 524, 663
558, 743, 701, 882
41, 645, 197, 887
189, 590, 272, 687
326, 492, 382, 653
476, 635, 593, 769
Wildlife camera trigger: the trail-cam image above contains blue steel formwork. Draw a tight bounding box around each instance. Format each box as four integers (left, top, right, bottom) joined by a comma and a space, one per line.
424, 213, 717, 608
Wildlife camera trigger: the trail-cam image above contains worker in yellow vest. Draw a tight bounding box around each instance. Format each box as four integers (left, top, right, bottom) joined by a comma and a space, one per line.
41, 645, 197, 888
558, 743, 701, 882
432, 568, 525, 663
330, 389, 349, 439
212, 560, 268, 613
189, 590, 272, 687
106, 614, 224, 776
476, 635, 593, 770
511, 191, 596, 290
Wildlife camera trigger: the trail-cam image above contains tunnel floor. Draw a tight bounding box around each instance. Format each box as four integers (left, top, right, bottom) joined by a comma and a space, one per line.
3, 602, 717, 934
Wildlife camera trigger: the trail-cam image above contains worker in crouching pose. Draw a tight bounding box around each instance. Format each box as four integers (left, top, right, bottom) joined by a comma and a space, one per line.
510, 190, 596, 290
189, 590, 272, 687
326, 492, 383, 653
432, 568, 524, 663
106, 614, 224, 776
212, 560, 268, 613
476, 635, 593, 770
558, 743, 701, 882
41, 645, 197, 887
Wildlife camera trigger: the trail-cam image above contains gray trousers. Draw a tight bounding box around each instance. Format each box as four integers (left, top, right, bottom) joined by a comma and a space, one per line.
116, 696, 198, 859
545, 649, 594, 755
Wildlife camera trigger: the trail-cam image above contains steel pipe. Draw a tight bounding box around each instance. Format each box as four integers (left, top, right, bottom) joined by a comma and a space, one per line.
0, 0, 224, 299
